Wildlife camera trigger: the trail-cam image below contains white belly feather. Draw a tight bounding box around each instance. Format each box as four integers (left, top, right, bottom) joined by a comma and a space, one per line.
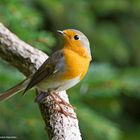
37, 75, 81, 92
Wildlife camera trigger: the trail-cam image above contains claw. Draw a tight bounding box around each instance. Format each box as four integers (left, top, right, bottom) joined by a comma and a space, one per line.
59, 105, 76, 119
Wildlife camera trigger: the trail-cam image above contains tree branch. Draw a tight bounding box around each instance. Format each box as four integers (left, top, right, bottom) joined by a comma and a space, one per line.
0, 23, 82, 140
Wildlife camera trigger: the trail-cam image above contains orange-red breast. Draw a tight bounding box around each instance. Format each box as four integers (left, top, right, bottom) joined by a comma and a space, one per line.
0, 29, 92, 112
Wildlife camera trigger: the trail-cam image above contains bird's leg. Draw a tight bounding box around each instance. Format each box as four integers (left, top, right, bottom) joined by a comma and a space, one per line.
49, 92, 76, 118
52, 92, 75, 109
35, 91, 48, 103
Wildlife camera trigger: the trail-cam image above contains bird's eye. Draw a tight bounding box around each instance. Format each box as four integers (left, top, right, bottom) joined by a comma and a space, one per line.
74, 35, 80, 40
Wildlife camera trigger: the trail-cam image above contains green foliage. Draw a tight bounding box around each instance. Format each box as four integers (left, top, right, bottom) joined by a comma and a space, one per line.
78, 105, 121, 140
0, 0, 140, 140
0, 0, 55, 53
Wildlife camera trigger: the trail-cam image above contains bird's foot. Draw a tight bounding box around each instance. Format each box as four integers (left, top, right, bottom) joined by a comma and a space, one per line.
51, 92, 75, 109
35, 91, 76, 118
50, 92, 76, 118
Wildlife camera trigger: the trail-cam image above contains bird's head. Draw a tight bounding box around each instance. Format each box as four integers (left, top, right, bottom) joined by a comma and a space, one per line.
57, 29, 92, 60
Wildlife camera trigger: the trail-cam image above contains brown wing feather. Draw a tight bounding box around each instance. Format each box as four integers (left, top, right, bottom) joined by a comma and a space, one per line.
23, 50, 64, 94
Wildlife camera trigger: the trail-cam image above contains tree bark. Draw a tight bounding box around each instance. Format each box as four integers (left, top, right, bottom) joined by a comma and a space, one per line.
0, 23, 82, 140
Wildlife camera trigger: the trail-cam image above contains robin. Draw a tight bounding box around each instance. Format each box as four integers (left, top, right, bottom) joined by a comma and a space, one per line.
0, 29, 92, 116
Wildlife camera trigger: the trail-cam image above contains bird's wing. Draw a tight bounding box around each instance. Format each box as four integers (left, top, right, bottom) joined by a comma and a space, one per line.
23, 50, 65, 93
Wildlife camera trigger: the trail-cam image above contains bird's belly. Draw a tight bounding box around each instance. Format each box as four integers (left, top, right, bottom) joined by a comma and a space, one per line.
56, 75, 80, 91
37, 75, 80, 92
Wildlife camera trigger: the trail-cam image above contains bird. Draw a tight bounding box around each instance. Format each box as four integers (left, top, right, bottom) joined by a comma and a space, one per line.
0, 29, 92, 117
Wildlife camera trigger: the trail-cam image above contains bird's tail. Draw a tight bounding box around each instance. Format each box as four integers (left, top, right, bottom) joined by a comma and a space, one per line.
0, 78, 30, 102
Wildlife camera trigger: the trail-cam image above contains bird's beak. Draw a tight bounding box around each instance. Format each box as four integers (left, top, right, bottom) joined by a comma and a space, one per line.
57, 30, 64, 35
57, 30, 68, 41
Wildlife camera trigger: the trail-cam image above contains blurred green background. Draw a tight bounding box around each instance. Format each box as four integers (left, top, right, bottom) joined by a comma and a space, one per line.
0, 0, 140, 140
